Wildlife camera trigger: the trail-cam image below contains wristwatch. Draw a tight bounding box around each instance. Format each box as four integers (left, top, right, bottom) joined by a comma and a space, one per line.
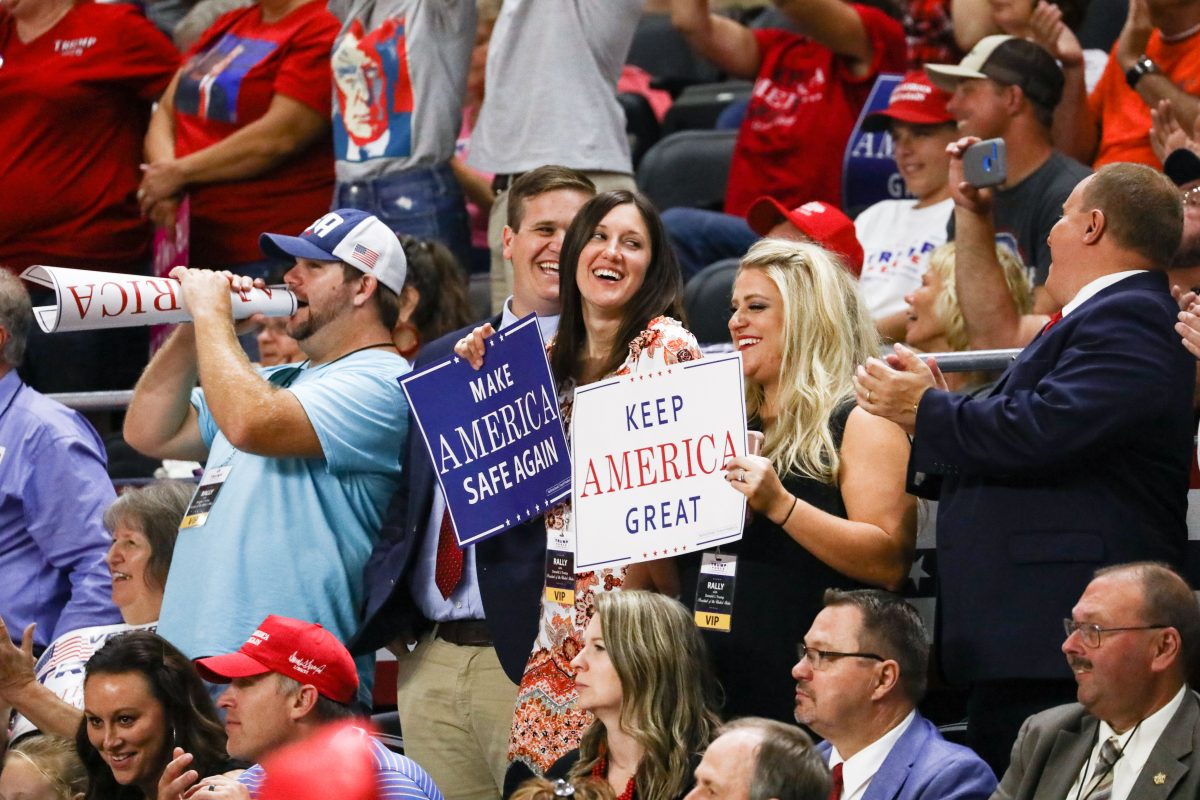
1125, 55, 1159, 89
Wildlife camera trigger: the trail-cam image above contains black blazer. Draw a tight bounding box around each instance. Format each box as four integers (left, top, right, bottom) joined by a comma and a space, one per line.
909, 270, 1194, 683
351, 317, 547, 684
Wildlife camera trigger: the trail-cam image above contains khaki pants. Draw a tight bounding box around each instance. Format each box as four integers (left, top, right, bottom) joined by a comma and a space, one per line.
487, 170, 638, 314
394, 634, 518, 800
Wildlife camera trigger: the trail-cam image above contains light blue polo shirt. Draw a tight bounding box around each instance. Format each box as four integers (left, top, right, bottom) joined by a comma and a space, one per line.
157, 350, 410, 659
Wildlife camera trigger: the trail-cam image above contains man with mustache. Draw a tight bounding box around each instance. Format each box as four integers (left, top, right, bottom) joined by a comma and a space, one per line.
994, 563, 1200, 800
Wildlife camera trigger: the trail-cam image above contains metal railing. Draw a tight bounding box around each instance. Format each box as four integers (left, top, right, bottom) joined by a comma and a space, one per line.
45, 350, 1025, 412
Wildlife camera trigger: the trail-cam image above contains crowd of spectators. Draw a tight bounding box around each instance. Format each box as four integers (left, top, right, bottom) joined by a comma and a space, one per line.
6, 0, 1200, 798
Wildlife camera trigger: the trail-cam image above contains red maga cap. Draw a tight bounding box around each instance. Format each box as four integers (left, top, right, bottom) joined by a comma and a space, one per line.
861, 70, 953, 132
745, 198, 864, 276
195, 615, 358, 704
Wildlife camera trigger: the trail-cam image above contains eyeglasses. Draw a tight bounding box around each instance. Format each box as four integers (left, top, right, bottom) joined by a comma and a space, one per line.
1184, 185, 1200, 208
797, 643, 885, 671
1062, 619, 1169, 648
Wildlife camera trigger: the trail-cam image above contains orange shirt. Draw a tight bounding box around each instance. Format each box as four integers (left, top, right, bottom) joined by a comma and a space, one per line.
1089, 30, 1200, 168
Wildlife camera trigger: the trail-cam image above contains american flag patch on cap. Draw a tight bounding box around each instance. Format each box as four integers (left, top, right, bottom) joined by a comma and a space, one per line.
352, 243, 379, 269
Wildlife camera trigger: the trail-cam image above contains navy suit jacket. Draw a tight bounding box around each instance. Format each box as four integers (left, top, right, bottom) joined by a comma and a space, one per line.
909, 270, 1193, 684
350, 318, 547, 684
819, 712, 996, 800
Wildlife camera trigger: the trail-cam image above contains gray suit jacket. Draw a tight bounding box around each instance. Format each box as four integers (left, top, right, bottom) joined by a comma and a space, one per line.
991, 692, 1200, 800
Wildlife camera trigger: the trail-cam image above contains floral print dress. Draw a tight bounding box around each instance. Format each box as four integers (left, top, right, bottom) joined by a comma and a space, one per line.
506, 317, 702, 778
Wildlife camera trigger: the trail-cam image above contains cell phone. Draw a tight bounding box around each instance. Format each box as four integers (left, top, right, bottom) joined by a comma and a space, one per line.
962, 138, 1007, 188
747, 431, 764, 456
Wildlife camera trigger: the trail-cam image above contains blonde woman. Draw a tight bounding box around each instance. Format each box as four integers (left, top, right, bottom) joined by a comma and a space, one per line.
903, 242, 1033, 391
698, 238, 917, 723
0, 735, 87, 800
531, 590, 720, 800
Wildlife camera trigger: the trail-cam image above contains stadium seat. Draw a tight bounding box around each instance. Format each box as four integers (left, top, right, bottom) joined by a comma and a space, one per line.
683, 258, 739, 345
618, 91, 662, 169
636, 129, 737, 212
662, 80, 753, 135
370, 711, 404, 754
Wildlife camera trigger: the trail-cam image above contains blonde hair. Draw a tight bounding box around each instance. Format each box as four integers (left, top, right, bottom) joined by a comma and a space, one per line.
570, 592, 720, 800
6, 735, 87, 799
924, 242, 1032, 352
511, 777, 616, 800
739, 238, 880, 484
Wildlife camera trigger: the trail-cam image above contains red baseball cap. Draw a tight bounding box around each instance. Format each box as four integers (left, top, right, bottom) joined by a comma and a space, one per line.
195, 615, 358, 704
745, 198, 864, 276
861, 71, 953, 132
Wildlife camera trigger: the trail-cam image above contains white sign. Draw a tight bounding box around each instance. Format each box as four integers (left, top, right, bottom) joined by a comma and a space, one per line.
571, 352, 748, 570
21, 265, 297, 333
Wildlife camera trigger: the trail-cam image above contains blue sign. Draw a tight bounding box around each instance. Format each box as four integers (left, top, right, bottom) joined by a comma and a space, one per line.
841, 73, 909, 217
400, 314, 571, 546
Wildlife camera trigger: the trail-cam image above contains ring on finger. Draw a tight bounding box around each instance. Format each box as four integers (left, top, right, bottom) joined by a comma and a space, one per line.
739, 468, 746, 482
868, 390, 873, 403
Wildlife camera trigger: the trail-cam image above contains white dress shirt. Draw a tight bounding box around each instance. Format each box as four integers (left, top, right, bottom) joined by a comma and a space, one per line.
1065, 685, 1189, 800
829, 710, 917, 800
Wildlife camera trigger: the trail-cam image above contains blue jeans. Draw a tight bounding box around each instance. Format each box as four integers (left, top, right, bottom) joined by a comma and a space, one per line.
335, 162, 472, 273
661, 207, 758, 281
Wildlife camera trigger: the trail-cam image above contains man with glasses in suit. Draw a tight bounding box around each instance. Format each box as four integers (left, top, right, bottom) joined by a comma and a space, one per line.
994, 563, 1200, 800
794, 589, 995, 800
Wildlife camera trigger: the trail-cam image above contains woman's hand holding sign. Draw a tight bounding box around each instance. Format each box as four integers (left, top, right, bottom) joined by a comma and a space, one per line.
723, 455, 796, 527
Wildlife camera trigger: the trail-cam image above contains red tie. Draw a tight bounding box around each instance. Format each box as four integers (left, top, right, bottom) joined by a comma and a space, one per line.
434, 508, 463, 599
1041, 311, 1063, 334
828, 762, 844, 800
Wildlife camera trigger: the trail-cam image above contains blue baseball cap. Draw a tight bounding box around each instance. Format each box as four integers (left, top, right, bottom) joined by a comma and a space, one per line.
260, 209, 407, 293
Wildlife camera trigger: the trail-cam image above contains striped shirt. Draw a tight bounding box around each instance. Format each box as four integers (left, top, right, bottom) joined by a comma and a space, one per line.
238, 730, 444, 800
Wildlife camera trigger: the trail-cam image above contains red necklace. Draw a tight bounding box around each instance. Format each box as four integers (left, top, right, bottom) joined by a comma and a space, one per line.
591, 755, 636, 800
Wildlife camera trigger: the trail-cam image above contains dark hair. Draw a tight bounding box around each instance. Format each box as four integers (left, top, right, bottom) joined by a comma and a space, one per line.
103, 481, 195, 592
341, 263, 402, 330
1095, 562, 1200, 675
77, 631, 227, 800
398, 237, 475, 344
506, 166, 597, 230
1027, 89, 1056, 129
1081, 163, 1184, 269
822, 589, 929, 702
719, 718, 830, 800
548, 191, 686, 385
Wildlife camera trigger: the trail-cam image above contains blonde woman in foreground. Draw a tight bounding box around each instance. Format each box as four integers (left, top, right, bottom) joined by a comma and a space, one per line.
685, 237, 918, 723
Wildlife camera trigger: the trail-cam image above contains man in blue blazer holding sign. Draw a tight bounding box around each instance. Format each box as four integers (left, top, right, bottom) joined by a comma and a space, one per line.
351, 166, 595, 800
799, 590, 995, 800
854, 162, 1195, 775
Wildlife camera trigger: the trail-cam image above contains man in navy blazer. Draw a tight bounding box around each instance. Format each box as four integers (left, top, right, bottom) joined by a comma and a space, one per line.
797, 590, 996, 800
855, 162, 1194, 774
350, 167, 596, 799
